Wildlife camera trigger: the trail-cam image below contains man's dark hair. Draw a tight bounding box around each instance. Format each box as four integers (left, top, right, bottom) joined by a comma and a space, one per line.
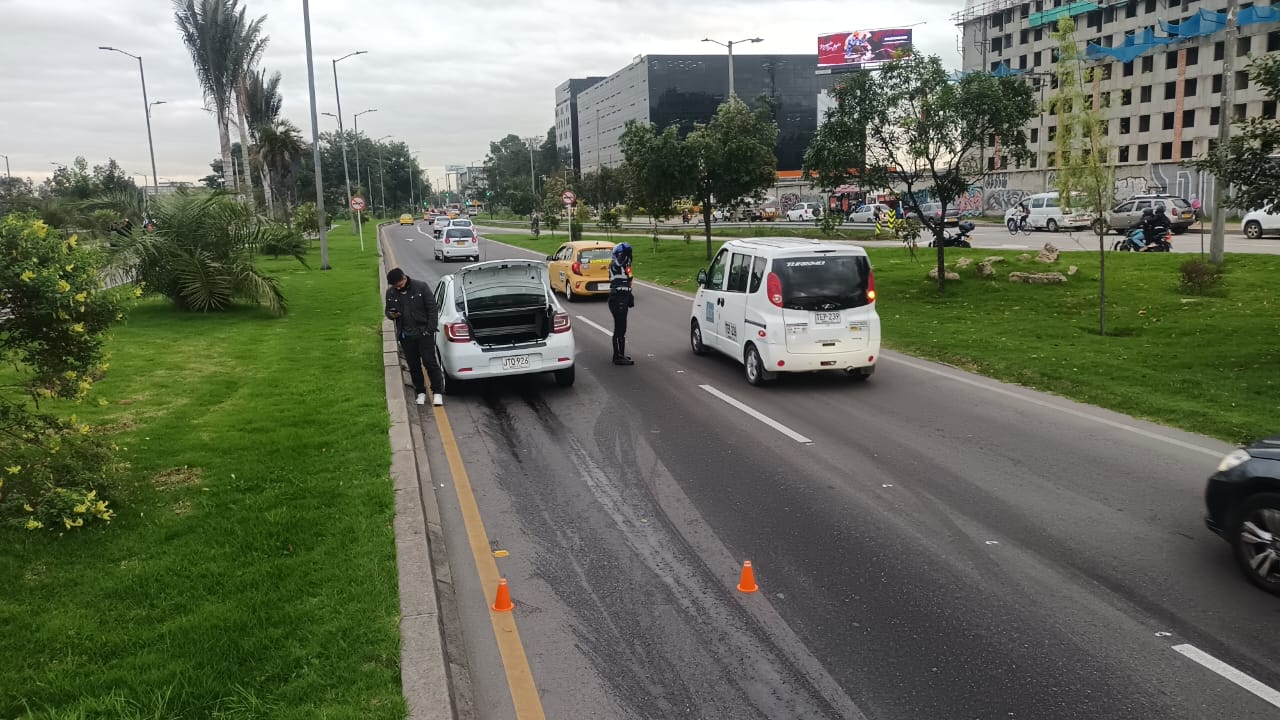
387, 268, 406, 284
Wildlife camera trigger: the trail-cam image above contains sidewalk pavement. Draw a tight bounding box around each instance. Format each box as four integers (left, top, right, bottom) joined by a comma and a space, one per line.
377, 221, 464, 720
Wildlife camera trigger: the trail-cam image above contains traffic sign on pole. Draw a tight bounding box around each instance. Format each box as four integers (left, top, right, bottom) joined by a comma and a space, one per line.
561, 190, 576, 206
350, 196, 367, 212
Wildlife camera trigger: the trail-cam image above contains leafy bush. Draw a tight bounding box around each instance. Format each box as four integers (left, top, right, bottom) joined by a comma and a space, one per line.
259, 225, 309, 261
1179, 259, 1224, 295
597, 208, 621, 233
0, 214, 128, 532
116, 193, 302, 315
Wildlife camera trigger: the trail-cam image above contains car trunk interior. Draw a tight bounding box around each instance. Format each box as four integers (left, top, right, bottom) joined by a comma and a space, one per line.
459, 263, 554, 346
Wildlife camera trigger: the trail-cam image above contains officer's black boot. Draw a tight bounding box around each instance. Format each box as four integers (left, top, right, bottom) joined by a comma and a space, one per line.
613, 337, 634, 365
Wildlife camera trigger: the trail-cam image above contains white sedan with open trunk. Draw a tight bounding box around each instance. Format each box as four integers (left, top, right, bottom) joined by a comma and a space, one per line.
431, 260, 576, 391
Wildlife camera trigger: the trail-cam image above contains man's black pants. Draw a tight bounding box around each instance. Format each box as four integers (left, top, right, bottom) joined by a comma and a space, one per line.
401, 334, 444, 395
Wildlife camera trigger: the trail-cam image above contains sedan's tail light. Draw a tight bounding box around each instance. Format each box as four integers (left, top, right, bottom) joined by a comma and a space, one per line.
766, 272, 783, 308
445, 322, 471, 343
552, 312, 572, 333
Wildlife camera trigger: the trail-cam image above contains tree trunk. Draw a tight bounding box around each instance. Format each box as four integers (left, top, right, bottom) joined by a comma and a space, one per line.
1098, 231, 1106, 336
259, 163, 275, 217
703, 198, 713, 261
935, 222, 946, 294
216, 106, 235, 192
234, 85, 255, 204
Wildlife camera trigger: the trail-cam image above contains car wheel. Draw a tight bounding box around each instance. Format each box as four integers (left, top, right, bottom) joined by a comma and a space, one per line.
434, 346, 452, 395
563, 280, 576, 301
553, 364, 576, 387
744, 344, 769, 386
1231, 492, 1280, 596
1092, 219, 1109, 235
1244, 221, 1263, 240
1046, 218, 1059, 233
690, 320, 707, 356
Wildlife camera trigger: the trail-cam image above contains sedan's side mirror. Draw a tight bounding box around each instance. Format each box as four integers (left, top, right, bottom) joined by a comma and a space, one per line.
696, 269, 708, 287
545, 255, 556, 261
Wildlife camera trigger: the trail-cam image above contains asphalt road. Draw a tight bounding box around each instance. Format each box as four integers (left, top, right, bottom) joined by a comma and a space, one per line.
384, 221, 1280, 720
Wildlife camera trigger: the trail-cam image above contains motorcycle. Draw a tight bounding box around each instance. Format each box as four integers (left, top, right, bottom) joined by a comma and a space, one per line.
1112, 227, 1172, 252
928, 220, 974, 248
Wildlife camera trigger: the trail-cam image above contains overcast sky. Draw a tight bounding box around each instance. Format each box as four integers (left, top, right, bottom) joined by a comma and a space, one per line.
0, 0, 961, 189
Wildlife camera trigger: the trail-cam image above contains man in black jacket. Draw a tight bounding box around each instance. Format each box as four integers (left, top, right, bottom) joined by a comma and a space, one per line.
385, 267, 445, 406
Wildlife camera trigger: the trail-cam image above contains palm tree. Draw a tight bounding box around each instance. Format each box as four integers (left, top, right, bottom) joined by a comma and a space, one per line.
256, 119, 306, 228
246, 69, 284, 214
174, 0, 238, 192
115, 193, 301, 315
229, 5, 267, 202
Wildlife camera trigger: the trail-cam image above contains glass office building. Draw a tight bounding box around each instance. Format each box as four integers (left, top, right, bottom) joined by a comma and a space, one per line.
570, 54, 834, 174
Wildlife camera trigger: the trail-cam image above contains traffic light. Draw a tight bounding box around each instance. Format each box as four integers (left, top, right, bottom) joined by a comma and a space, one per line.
486, 190, 492, 198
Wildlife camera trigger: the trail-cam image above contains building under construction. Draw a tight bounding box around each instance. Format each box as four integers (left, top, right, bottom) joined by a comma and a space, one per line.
953, 0, 1279, 216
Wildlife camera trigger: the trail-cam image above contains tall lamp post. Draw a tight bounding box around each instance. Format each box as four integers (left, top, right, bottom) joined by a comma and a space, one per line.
700, 37, 763, 98
302, 0, 329, 269
524, 136, 540, 202
1, 154, 10, 180
353, 108, 377, 199
374, 135, 391, 215
332, 50, 367, 231
98, 46, 160, 199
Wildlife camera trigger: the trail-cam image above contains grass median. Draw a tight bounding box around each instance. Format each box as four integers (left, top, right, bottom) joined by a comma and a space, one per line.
488, 232, 1278, 443
2, 224, 406, 719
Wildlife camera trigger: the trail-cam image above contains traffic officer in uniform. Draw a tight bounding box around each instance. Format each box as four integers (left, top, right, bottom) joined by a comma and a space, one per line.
608, 242, 635, 366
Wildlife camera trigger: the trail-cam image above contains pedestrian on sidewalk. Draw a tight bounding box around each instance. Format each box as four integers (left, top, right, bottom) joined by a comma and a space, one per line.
385, 267, 445, 406
608, 242, 635, 366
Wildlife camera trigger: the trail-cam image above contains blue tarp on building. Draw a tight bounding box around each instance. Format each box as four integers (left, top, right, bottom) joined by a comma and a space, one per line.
1085, 6, 1276, 63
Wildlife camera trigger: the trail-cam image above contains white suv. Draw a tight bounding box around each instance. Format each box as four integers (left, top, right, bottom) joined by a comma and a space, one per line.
786, 202, 823, 222
690, 238, 881, 385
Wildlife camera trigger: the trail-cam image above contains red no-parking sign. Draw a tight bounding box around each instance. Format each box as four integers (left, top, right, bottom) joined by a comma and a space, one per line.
350, 196, 367, 212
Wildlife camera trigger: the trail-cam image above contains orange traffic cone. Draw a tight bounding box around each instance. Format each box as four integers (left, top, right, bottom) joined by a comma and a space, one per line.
492, 578, 515, 612
737, 561, 759, 594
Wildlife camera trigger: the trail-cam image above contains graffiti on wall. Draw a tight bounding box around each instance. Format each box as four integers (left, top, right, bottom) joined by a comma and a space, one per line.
984, 189, 1030, 213
1114, 176, 1151, 202
780, 193, 802, 213
955, 186, 984, 216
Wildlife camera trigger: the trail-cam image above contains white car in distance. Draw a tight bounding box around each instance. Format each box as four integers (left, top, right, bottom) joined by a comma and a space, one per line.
785, 202, 823, 222
1242, 207, 1280, 239
846, 203, 893, 223
435, 227, 480, 262
432, 215, 451, 238
432, 260, 576, 392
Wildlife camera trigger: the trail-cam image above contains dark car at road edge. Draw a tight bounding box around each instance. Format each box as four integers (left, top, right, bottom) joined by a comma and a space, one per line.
1205, 436, 1280, 596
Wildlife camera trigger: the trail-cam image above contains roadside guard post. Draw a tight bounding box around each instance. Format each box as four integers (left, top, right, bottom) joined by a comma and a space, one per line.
350, 195, 367, 251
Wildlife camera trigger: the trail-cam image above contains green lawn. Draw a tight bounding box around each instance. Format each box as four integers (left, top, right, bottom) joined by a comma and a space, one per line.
493, 232, 1279, 443
2, 225, 406, 719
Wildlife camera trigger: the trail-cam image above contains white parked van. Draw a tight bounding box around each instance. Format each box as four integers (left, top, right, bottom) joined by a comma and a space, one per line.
1003, 191, 1094, 232
690, 238, 880, 385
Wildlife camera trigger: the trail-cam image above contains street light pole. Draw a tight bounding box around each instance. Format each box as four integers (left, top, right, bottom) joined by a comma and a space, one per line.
1, 154, 9, 180
525, 136, 540, 202
302, 0, 330, 269
375, 135, 391, 216
1209, 0, 1239, 265
701, 37, 763, 98
353, 108, 376, 200
99, 46, 160, 200
332, 50, 367, 232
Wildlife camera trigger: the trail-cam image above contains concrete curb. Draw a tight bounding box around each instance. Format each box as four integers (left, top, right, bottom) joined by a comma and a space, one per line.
377, 221, 460, 720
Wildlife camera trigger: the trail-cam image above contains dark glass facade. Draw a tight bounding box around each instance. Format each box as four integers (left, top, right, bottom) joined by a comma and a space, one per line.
645, 55, 834, 171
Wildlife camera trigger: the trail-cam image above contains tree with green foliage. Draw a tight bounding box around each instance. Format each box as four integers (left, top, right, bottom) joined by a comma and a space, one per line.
541, 176, 568, 237
0, 214, 128, 532
686, 97, 779, 260
116, 193, 303, 315
1051, 17, 1115, 335
804, 53, 1037, 292
1192, 53, 1280, 238
618, 121, 694, 241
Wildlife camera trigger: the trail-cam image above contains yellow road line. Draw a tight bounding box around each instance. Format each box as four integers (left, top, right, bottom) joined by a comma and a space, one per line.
434, 407, 546, 719
381, 226, 545, 718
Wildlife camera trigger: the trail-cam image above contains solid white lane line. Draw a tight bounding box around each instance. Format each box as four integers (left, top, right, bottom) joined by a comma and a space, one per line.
574, 315, 613, 338
698, 384, 813, 444
416, 224, 433, 240
1172, 644, 1280, 709
884, 355, 1224, 459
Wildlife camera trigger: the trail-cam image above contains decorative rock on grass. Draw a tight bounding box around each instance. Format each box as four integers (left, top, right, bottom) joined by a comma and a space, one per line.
1009, 271, 1068, 284
1037, 243, 1060, 263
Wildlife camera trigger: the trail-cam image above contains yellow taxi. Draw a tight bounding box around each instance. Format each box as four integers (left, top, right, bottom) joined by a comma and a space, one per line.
398, 214, 415, 226
545, 241, 616, 300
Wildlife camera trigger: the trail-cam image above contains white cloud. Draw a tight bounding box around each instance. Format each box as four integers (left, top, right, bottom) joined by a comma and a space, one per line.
0, 0, 962, 188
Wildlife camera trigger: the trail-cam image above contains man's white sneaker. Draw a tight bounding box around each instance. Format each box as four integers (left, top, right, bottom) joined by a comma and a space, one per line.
415, 393, 427, 405
432, 394, 444, 407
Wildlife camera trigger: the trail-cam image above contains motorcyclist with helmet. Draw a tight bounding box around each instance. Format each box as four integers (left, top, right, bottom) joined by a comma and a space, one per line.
1140, 206, 1172, 251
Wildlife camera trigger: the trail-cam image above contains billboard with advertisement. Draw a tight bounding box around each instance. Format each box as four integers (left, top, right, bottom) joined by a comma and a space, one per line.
817, 29, 913, 71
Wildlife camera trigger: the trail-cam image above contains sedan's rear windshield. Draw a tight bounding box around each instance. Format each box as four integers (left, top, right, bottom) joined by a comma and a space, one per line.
772, 255, 872, 311
578, 249, 612, 262
445, 228, 472, 238
451, 220, 472, 227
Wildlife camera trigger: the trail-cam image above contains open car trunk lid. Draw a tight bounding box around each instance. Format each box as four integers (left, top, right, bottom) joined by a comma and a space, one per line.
458, 261, 554, 346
